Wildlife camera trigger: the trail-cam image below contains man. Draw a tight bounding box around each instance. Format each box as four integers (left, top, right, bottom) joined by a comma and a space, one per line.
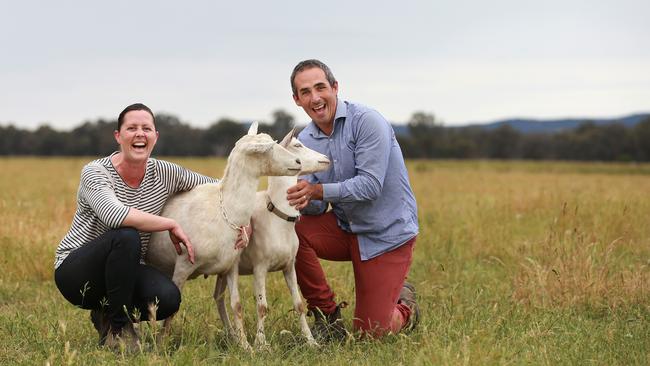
286, 59, 420, 340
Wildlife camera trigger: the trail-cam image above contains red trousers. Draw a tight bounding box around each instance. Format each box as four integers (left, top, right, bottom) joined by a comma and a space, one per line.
295, 211, 415, 337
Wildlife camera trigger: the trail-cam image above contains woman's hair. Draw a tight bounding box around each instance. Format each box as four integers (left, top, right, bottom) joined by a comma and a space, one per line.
117, 103, 156, 131
290, 59, 337, 96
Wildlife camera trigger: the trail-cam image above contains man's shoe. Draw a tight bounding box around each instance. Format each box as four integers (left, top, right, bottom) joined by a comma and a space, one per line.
309, 302, 348, 342
398, 282, 420, 332
90, 309, 110, 346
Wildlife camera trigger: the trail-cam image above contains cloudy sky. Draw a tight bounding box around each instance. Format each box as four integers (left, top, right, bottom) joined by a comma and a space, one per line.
1, 0, 648, 130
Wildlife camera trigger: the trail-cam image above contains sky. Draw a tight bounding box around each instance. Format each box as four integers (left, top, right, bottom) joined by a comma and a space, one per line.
1, 0, 649, 130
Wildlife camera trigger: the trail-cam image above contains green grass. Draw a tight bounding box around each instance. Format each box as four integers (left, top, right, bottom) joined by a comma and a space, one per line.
1, 157, 649, 365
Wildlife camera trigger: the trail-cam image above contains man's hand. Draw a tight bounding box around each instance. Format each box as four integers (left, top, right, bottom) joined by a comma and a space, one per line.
287, 179, 322, 210
168, 222, 195, 264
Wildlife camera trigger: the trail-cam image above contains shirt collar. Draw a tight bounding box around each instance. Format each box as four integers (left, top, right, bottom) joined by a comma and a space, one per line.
333, 98, 347, 121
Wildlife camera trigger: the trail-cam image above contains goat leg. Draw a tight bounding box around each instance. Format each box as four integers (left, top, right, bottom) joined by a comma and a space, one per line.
226, 265, 252, 350
214, 275, 235, 337
283, 263, 318, 346
160, 263, 191, 338
252, 266, 270, 349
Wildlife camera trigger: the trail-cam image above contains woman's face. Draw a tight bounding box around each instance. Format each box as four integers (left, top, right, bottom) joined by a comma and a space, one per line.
113, 109, 158, 163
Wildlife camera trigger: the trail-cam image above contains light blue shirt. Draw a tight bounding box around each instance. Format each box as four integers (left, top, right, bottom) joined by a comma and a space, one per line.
298, 99, 419, 261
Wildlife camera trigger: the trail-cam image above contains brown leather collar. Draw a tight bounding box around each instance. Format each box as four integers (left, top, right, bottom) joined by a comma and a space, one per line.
265, 194, 299, 222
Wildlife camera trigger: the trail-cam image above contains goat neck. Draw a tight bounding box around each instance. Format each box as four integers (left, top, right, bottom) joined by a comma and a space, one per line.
218, 154, 262, 226
266, 175, 300, 218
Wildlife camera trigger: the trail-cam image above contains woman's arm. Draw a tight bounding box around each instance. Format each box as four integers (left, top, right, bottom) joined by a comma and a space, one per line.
122, 208, 177, 232
122, 208, 195, 264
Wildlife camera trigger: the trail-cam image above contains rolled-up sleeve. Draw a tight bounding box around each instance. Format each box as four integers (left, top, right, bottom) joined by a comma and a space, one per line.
156, 160, 218, 194
322, 182, 341, 201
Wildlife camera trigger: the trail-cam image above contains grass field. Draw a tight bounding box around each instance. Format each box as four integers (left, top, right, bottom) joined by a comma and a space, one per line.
1, 157, 649, 365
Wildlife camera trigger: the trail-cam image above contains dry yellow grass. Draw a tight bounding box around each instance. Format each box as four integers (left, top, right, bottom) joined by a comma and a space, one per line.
409, 160, 650, 310
1, 157, 649, 364
0, 157, 226, 282
4, 158, 648, 285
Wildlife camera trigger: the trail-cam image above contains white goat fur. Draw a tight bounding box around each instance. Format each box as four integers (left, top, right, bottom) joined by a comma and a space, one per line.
215, 129, 330, 348
145, 123, 301, 349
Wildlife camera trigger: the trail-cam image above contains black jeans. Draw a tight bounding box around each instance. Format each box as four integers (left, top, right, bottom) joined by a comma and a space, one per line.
55, 228, 180, 329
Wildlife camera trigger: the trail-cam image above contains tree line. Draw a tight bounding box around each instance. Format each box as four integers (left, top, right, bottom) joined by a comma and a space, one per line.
2, 110, 650, 161
399, 112, 650, 161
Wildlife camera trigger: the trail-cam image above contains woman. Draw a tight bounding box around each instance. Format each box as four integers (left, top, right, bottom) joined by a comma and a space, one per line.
54, 103, 244, 349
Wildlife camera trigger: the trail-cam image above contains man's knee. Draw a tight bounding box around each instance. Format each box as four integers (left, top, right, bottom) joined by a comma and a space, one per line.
295, 215, 324, 247
295, 218, 309, 243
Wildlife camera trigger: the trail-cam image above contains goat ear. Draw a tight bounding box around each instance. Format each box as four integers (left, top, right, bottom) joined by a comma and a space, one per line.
279, 129, 293, 147
245, 141, 275, 154
247, 121, 259, 135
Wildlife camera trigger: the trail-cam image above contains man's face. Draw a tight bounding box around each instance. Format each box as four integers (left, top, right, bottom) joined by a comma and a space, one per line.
114, 110, 158, 162
292, 67, 338, 130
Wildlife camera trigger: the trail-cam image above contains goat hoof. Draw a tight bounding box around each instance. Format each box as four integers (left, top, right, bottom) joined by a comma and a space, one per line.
255, 343, 271, 352
307, 338, 319, 347
254, 339, 271, 351
239, 339, 253, 352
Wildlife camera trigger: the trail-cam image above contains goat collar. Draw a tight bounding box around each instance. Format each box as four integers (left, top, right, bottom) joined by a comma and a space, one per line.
265, 194, 299, 222
218, 188, 249, 248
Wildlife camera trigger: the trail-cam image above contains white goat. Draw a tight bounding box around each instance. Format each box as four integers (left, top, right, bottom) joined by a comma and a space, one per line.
146, 123, 302, 349
215, 129, 330, 348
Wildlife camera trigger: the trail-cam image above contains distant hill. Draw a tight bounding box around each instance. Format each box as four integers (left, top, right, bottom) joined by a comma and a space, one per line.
391, 113, 650, 135
464, 113, 650, 134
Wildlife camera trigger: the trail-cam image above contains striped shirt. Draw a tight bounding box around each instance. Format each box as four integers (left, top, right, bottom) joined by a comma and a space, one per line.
54, 152, 218, 269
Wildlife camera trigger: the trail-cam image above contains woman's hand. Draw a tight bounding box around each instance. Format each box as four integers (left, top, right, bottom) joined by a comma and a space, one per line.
168, 222, 195, 264
234, 220, 253, 250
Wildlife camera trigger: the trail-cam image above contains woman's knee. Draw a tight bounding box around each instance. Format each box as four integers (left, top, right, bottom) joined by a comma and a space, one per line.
114, 227, 140, 244
111, 228, 142, 255
135, 266, 181, 320
153, 282, 181, 320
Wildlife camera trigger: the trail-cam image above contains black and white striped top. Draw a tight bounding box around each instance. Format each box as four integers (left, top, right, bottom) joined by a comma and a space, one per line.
54, 152, 218, 269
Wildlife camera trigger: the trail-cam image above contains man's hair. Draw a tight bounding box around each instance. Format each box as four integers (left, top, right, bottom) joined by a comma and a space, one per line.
117, 103, 156, 131
290, 59, 337, 96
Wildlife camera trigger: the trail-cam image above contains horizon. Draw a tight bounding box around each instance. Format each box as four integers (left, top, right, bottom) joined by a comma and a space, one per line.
3, 110, 649, 133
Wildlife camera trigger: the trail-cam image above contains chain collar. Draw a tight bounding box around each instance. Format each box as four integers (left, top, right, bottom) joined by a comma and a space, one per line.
219, 188, 249, 246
